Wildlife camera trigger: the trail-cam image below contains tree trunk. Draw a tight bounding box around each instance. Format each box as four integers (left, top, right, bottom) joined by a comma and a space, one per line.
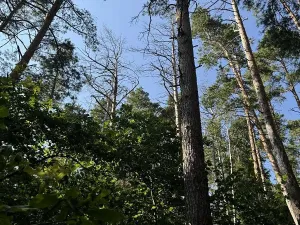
246, 112, 261, 177
176, 0, 212, 224
231, 58, 266, 185
252, 124, 267, 187
280, 59, 300, 110
231, 0, 300, 223
289, 85, 300, 110
171, 17, 181, 137
216, 140, 225, 180
9, 0, 64, 81
50, 64, 59, 100
279, 0, 300, 31
223, 50, 261, 180
0, 0, 26, 32
110, 61, 118, 119
103, 97, 111, 122
226, 126, 236, 225
232, 60, 268, 185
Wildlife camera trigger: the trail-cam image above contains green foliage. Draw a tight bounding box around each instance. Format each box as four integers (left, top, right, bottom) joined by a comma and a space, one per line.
125, 87, 161, 112
1, 0, 299, 223
0, 105, 8, 118
88, 208, 123, 223
192, 8, 245, 68
31, 39, 83, 102
0, 79, 184, 224
259, 27, 300, 58
29, 194, 59, 209
201, 71, 241, 115
212, 169, 293, 225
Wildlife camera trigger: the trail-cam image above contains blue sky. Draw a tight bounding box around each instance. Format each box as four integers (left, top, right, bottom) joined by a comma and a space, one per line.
70, 0, 299, 121
71, 0, 168, 108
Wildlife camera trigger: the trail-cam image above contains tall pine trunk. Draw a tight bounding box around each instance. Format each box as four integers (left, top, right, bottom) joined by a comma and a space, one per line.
10, 0, 64, 81
176, 0, 212, 224
231, 0, 300, 223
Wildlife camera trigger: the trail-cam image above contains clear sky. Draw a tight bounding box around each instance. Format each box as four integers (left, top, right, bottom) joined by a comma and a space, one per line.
71, 0, 299, 121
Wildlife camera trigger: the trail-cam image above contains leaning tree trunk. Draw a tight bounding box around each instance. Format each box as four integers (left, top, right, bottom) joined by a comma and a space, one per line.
280, 59, 300, 110
279, 0, 300, 31
246, 111, 261, 177
232, 61, 266, 184
176, 0, 213, 224
0, 0, 26, 32
10, 0, 64, 81
289, 85, 300, 110
222, 49, 262, 181
231, 0, 300, 223
171, 18, 181, 137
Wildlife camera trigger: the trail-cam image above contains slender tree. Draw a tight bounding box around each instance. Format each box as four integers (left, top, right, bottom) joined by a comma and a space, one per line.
231, 0, 300, 223
191, 10, 266, 183
82, 27, 138, 120
171, 18, 181, 136
0, 0, 26, 32
9, 0, 64, 81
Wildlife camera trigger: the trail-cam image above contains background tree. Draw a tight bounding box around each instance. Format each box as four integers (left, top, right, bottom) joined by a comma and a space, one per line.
81, 27, 138, 121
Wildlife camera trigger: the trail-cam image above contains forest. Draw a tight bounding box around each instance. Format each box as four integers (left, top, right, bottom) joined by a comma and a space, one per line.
0, 0, 299, 224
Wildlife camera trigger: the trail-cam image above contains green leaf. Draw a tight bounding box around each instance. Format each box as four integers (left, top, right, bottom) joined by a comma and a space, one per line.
99, 189, 111, 198
0, 106, 8, 118
29, 194, 59, 209
88, 208, 123, 223
56, 207, 69, 221
66, 187, 80, 199
80, 217, 95, 225
0, 213, 11, 225
0, 155, 6, 171
0, 121, 6, 130
56, 172, 66, 180
23, 166, 36, 175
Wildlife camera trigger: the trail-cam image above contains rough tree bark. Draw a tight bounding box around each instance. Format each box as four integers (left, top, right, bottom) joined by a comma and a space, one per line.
176, 0, 212, 224
231, 0, 300, 223
9, 0, 64, 81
